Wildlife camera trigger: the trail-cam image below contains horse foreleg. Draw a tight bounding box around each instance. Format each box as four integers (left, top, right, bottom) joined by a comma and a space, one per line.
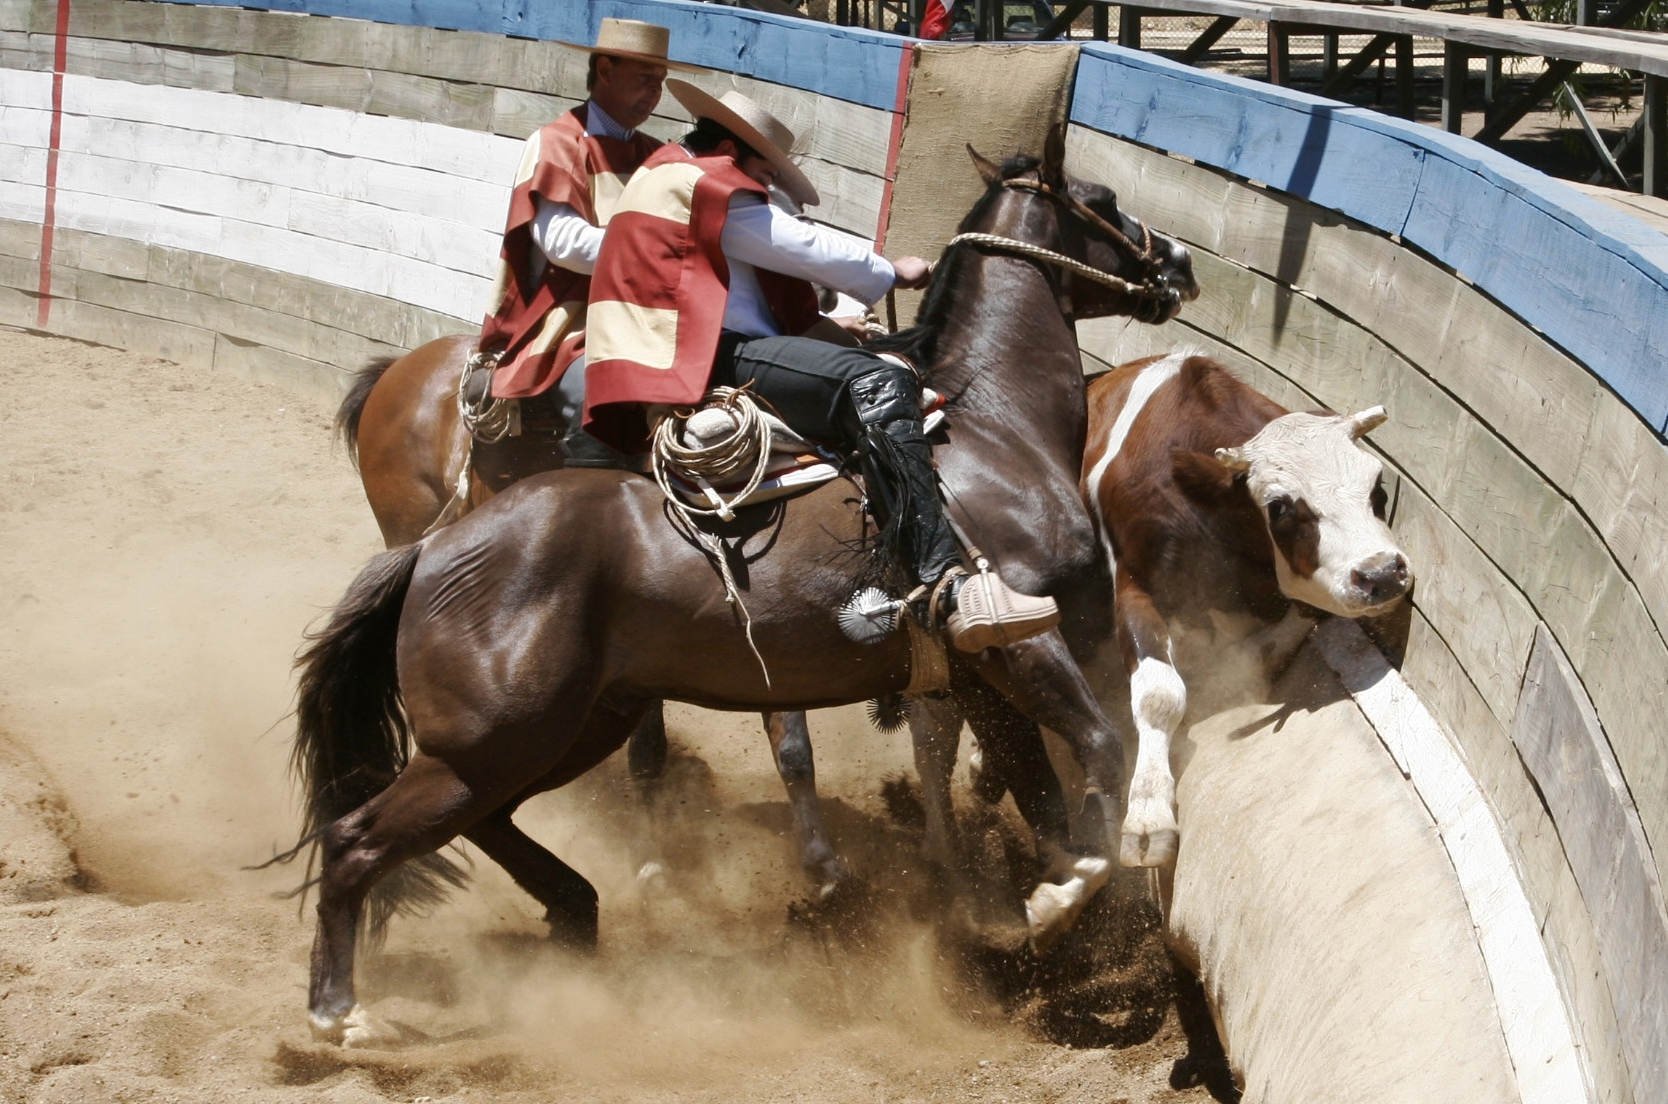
908, 695, 964, 875
954, 678, 1071, 853
466, 809, 598, 948
310, 752, 496, 1046
1115, 573, 1185, 869
625, 706, 669, 790
964, 631, 1123, 952
765, 710, 848, 898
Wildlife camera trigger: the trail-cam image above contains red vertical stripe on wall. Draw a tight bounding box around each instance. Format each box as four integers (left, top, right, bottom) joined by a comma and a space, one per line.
36, 0, 71, 329
872, 46, 915, 253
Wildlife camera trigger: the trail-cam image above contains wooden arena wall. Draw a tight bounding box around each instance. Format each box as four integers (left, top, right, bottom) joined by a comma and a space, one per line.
1068, 45, 1667, 1104
3, 3, 1665, 1102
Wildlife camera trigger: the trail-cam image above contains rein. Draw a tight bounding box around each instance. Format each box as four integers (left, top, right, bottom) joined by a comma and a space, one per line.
942, 177, 1172, 302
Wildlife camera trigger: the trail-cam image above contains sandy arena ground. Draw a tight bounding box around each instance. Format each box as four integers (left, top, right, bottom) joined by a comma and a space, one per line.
0, 326, 1231, 1103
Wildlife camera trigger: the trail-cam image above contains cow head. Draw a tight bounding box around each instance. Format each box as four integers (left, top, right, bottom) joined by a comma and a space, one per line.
1215, 407, 1412, 617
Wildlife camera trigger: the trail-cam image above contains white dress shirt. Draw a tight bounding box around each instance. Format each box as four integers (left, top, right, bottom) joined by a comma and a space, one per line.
528, 101, 633, 275
718, 194, 895, 337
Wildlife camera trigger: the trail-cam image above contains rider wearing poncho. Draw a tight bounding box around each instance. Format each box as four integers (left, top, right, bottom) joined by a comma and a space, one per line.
584, 82, 1059, 652
476, 18, 694, 460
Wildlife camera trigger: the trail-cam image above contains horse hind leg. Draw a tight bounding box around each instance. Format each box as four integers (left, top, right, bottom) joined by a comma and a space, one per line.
466, 810, 598, 948
309, 752, 503, 1047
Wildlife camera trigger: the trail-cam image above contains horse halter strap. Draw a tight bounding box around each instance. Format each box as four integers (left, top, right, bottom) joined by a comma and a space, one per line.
944, 177, 1169, 301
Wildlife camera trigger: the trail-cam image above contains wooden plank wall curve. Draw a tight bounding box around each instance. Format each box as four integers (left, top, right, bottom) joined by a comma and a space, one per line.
1069, 43, 1668, 1104
0, 0, 903, 392
4, 2, 1666, 1102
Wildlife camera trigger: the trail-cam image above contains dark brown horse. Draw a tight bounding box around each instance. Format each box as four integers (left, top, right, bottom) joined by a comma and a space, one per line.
294, 131, 1198, 1045
337, 314, 851, 897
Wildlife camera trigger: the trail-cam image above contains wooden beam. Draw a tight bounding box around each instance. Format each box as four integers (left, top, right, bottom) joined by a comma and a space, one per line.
1181, 16, 1239, 64
1119, 4, 1142, 48
1442, 41, 1466, 134
1038, 0, 1091, 40
1394, 34, 1414, 119
1319, 33, 1397, 99
1648, 75, 1667, 199
1269, 22, 1290, 87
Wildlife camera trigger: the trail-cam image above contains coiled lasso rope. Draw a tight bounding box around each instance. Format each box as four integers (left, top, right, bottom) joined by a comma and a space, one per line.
651, 386, 776, 686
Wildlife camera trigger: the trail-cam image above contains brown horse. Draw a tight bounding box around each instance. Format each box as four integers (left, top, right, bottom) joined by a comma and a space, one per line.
293, 131, 1198, 1045
337, 315, 852, 897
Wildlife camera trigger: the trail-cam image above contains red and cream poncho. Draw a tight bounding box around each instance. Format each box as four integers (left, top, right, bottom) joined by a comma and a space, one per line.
477, 106, 659, 400
582, 145, 820, 451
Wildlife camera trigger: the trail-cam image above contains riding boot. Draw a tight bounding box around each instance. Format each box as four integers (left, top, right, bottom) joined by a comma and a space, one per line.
848, 369, 1059, 653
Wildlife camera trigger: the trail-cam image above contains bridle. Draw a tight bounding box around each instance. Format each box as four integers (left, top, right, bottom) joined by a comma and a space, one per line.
943, 176, 1174, 305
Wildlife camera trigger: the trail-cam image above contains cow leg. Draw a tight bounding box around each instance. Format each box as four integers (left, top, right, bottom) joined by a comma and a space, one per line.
1115, 570, 1185, 869
909, 695, 965, 873
765, 710, 848, 898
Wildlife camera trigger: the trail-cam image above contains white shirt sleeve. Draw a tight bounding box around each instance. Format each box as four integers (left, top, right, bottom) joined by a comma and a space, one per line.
720, 197, 896, 307
531, 199, 603, 274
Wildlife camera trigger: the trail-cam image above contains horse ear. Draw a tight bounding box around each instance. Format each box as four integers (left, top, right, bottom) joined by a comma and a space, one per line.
1041, 123, 1067, 186
967, 144, 1001, 185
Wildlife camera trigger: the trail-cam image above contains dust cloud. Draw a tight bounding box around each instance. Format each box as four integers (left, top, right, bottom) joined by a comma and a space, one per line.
0, 327, 1227, 1103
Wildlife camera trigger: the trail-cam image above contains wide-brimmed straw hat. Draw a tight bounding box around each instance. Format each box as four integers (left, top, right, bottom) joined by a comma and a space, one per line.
571, 18, 700, 72
666, 79, 820, 208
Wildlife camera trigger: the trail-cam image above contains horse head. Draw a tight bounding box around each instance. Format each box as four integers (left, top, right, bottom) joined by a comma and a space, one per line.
965, 127, 1198, 325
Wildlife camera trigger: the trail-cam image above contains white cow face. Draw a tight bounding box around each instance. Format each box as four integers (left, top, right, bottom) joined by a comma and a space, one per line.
1216, 407, 1412, 617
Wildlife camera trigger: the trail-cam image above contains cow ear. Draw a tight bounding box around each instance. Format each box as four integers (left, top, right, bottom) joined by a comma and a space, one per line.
967, 144, 1001, 184
1213, 445, 1252, 472
1175, 449, 1239, 499
1345, 406, 1387, 439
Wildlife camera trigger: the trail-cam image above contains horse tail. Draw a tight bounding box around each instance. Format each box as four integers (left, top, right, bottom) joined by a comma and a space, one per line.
334, 358, 394, 469
291, 542, 467, 940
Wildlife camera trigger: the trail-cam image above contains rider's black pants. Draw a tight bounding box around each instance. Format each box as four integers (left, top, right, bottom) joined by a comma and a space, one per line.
711, 332, 961, 584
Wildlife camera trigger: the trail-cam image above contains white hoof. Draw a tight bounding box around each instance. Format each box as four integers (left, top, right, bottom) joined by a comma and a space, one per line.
1119, 825, 1179, 868
309, 1003, 400, 1048
636, 860, 668, 891
1025, 853, 1113, 953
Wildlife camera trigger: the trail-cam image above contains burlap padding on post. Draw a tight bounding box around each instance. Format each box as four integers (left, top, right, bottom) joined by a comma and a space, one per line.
886, 43, 1079, 323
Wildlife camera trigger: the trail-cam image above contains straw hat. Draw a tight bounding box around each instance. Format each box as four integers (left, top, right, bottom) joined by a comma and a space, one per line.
572, 18, 700, 72
666, 79, 820, 208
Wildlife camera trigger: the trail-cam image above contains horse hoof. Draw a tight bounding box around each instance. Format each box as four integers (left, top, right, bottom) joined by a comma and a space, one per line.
636, 860, 668, 891
1119, 827, 1179, 868
1025, 854, 1114, 954
309, 1003, 400, 1049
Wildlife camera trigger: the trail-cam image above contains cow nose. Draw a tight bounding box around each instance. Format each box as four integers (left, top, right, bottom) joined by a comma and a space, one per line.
1352, 553, 1410, 604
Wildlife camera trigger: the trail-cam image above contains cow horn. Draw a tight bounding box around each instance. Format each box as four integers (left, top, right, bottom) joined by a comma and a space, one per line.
1214, 446, 1251, 472
1345, 406, 1387, 439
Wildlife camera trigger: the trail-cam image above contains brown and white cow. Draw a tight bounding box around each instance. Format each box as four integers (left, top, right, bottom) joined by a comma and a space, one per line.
1082, 350, 1412, 869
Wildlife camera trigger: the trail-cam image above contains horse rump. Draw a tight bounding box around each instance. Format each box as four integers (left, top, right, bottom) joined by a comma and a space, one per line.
287, 542, 469, 939
334, 357, 396, 468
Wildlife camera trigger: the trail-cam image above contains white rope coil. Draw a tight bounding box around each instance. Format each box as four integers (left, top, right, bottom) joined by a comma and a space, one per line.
650, 387, 777, 687
650, 387, 774, 522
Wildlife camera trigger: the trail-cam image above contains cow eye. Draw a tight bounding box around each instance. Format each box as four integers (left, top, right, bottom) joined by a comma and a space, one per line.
1370, 480, 1388, 519
1266, 495, 1293, 523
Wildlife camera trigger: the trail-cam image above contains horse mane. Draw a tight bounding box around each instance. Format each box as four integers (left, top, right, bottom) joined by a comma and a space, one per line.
866, 155, 1045, 378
